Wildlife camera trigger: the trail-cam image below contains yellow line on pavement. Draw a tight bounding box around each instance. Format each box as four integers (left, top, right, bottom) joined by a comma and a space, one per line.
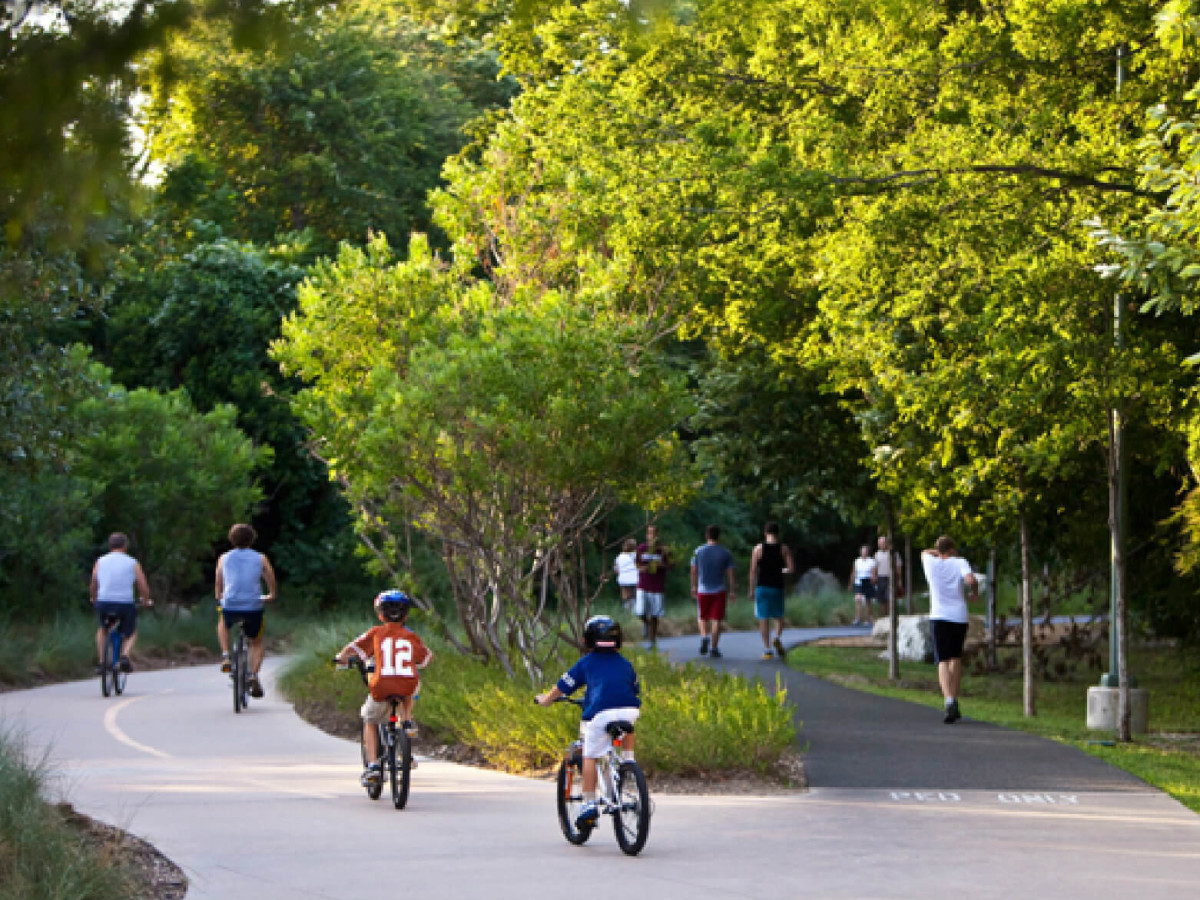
103, 693, 174, 759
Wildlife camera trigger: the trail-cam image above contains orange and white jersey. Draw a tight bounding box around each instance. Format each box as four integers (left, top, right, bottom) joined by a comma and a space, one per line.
350, 624, 432, 701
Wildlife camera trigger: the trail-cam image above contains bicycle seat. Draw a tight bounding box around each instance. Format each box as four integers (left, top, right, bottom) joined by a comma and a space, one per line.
605, 720, 636, 739
384, 694, 412, 703
102, 613, 122, 625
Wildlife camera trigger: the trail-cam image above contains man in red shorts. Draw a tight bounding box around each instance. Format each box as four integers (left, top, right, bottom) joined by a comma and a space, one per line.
690, 525, 736, 658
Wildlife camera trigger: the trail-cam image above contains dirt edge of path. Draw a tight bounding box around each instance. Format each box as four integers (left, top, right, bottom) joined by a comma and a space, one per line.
57, 802, 188, 900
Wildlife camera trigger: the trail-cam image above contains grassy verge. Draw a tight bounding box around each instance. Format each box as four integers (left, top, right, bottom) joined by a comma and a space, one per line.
0, 605, 309, 689
0, 731, 141, 900
278, 613, 797, 779
788, 642, 1200, 812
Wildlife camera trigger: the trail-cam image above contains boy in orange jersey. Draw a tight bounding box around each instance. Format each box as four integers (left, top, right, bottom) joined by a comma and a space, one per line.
334, 590, 432, 786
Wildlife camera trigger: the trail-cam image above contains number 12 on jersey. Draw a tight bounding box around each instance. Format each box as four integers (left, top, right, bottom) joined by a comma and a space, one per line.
379, 637, 414, 677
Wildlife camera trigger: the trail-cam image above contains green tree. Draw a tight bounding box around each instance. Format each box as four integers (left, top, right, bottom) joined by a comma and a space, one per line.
73, 383, 270, 601
147, 2, 496, 257
275, 234, 694, 677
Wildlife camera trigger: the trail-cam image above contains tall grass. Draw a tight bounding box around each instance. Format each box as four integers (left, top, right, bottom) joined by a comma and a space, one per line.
0, 731, 138, 900
279, 613, 797, 777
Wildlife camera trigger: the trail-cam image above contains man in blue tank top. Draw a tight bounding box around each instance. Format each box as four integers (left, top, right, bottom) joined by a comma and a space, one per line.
215, 523, 277, 697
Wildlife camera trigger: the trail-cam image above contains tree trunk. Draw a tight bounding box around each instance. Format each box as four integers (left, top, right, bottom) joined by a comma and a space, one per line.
987, 547, 997, 672
905, 537, 913, 615
887, 505, 899, 681
1108, 403, 1132, 741
1020, 503, 1035, 717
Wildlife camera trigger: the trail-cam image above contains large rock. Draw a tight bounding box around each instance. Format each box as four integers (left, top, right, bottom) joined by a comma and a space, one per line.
872, 615, 987, 663
795, 567, 840, 596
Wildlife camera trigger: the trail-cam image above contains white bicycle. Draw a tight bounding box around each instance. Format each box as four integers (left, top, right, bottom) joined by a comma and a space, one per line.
550, 697, 651, 856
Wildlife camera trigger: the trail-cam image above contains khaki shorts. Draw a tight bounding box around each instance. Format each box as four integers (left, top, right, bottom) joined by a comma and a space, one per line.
361, 692, 414, 725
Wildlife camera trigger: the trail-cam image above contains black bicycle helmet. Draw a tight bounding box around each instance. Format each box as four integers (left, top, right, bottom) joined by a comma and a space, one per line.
583, 615, 622, 649
374, 589, 412, 622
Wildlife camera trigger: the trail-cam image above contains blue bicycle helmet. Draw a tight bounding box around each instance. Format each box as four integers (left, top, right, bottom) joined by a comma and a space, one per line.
374, 589, 412, 622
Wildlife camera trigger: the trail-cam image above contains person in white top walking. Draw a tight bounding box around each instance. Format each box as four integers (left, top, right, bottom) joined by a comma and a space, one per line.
849, 545, 877, 625
89, 533, 152, 673
874, 536, 902, 615
921, 535, 978, 724
613, 538, 640, 610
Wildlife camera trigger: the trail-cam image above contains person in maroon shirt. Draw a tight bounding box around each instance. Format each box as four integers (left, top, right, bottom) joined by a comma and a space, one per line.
635, 524, 671, 650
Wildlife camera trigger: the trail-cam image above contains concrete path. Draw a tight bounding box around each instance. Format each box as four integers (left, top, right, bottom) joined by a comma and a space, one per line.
659, 627, 1149, 789
1, 656, 1198, 899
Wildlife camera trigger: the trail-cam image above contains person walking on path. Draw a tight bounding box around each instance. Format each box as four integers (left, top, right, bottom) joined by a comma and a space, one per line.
635, 524, 671, 650
874, 536, 902, 617
690, 525, 736, 658
613, 538, 640, 611
749, 522, 795, 660
90, 532, 153, 673
922, 535, 978, 724
849, 544, 877, 625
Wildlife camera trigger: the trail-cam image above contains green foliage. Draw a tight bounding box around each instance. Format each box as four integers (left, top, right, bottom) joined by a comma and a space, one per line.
72, 383, 269, 600
275, 233, 696, 673
0, 732, 138, 900
280, 617, 796, 776
147, 0, 495, 257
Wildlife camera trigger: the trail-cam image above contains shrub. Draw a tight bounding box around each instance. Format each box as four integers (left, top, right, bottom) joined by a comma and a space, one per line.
280, 614, 796, 777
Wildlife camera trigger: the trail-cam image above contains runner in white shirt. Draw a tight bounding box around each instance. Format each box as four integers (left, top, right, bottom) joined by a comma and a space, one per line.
921, 535, 978, 724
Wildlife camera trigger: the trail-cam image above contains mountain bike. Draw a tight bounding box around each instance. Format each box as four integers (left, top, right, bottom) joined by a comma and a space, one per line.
229, 616, 252, 713
336, 656, 412, 810
98, 599, 151, 698
226, 596, 270, 714
550, 697, 651, 856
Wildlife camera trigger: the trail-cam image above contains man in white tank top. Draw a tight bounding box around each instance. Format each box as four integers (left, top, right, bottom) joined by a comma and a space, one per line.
89, 533, 152, 672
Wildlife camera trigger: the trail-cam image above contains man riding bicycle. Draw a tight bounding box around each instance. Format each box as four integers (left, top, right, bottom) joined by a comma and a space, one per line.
89, 532, 152, 673
215, 523, 276, 698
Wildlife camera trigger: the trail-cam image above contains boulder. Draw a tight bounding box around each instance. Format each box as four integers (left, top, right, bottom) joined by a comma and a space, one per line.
795, 567, 840, 596
874, 615, 986, 663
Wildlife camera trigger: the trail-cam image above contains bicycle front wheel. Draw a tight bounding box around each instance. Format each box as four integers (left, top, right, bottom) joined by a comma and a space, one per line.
361, 726, 383, 800
556, 758, 592, 845
613, 761, 651, 856
391, 728, 411, 810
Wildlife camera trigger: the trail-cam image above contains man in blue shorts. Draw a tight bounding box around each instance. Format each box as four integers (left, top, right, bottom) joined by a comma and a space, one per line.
89, 533, 152, 673
215, 523, 277, 698
748, 522, 795, 660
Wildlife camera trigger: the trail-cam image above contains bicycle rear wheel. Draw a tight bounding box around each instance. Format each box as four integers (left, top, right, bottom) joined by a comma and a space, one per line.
111, 629, 127, 696
100, 627, 114, 698
361, 726, 383, 801
612, 761, 651, 856
231, 631, 244, 713
391, 727, 411, 810
556, 757, 592, 845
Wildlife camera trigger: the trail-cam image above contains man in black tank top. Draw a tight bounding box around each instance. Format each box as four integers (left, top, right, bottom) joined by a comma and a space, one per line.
748, 522, 795, 660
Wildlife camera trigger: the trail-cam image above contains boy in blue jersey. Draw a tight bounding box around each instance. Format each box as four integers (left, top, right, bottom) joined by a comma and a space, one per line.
537, 615, 641, 828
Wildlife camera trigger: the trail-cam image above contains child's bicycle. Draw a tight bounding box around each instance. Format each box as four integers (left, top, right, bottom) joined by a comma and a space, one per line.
549, 697, 651, 856
335, 656, 412, 810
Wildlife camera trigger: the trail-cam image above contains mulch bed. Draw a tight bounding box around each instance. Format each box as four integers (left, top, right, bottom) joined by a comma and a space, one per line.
57, 803, 188, 900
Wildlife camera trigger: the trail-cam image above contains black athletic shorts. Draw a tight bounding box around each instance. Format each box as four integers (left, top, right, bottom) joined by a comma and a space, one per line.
930, 619, 968, 662
96, 602, 137, 639
221, 609, 264, 640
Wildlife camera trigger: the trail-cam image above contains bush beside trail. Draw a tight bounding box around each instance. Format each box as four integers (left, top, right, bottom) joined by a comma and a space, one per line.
279, 614, 797, 780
